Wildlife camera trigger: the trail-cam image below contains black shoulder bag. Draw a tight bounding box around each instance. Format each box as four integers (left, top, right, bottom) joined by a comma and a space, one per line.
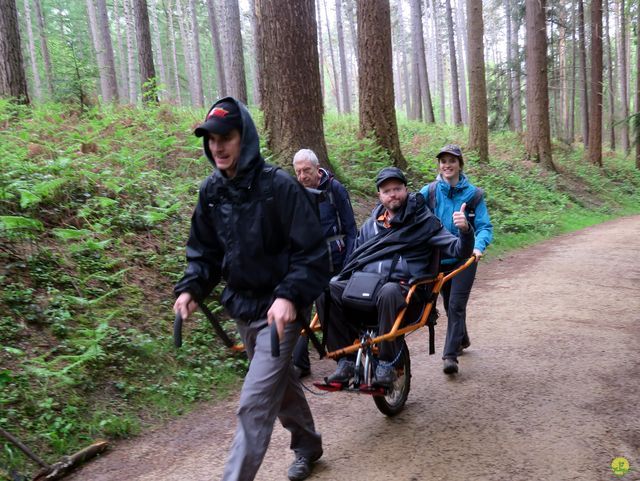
341, 254, 400, 312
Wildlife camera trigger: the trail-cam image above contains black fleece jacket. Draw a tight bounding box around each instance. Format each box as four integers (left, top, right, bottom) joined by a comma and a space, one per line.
338, 192, 474, 283
174, 97, 330, 321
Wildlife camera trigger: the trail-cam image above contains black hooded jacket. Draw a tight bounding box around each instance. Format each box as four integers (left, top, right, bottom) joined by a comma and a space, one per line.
174, 97, 330, 321
338, 193, 474, 283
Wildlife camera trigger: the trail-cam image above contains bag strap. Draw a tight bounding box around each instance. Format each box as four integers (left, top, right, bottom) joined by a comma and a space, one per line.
386, 253, 400, 283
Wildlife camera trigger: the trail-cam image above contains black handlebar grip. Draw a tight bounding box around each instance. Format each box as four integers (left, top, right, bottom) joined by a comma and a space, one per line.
270, 322, 280, 357
174, 313, 183, 348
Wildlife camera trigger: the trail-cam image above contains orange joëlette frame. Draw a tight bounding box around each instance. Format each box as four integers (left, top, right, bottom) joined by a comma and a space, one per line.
308, 255, 477, 359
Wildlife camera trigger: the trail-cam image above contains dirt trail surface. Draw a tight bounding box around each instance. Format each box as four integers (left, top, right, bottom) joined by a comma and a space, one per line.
69, 217, 640, 481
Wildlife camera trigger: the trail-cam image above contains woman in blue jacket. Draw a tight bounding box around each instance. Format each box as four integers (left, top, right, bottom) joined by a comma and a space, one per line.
420, 144, 493, 375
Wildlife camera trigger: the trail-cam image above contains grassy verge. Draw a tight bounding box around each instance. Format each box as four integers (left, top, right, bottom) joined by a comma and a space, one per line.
1, 102, 639, 479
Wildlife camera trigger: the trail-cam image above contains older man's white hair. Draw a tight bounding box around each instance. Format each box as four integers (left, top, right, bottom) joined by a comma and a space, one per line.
292, 149, 319, 167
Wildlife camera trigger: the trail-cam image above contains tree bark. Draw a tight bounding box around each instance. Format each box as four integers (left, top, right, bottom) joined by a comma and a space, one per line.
395, 0, 412, 118
23, 0, 42, 101
0, 0, 30, 104
357, 0, 406, 168
114, 0, 129, 102
322, 0, 341, 111
456, 0, 468, 124
588, 0, 603, 166
188, 0, 204, 107
316, 0, 325, 101
206, 0, 226, 99
149, 0, 167, 101
616, 0, 629, 154
336, 0, 351, 113
133, 0, 158, 103
431, 0, 446, 123
256, 0, 331, 169
524, 0, 554, 169
605, 0, 616, 150
466, 0, 488, 162
635, 13, 639, 169
221, 0, 248, 103
85, 0, 103, 99
577, 0, 589, 146
445, 0, 462, 125
410, 0, 434, 122
568, 7, 577, 143
124, 0, 139, 103
96, 0, 119, 103
33, 0, 53, 97
248, 0, 260, 105
166, 0, 182, 104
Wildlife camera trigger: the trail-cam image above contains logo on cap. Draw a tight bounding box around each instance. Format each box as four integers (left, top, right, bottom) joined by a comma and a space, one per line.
208, 107, 229, 119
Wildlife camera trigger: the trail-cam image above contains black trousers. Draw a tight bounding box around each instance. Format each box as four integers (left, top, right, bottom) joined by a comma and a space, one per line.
319, 279, 409, 363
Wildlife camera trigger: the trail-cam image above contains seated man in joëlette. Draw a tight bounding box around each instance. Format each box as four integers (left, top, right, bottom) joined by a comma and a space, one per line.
320, 167, 475, 387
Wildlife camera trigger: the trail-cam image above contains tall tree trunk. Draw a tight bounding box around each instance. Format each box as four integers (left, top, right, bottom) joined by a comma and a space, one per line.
221, 0, 248, 103
85, 0, 104, 99
256, 0, 330, 169
558, 7, 568, 141
166, 0, 182, 104
114, 0, 129, 102
506, 0, 514, 130
525, 0, 554, 169
336, 0, 351, 113
323, 0, 341, 111
605, 0, 616, 150
33, 0, 53, 97
124, 0, 139, 103
345, 0, 359, 66
568, 8, 577, 143
635, 14, 639, 169
0, 0, 30, 104
588, 0, 603, 166
617, 0, 629, 154
510, 1, 523, 132
396, 0, 412, 118
96, 0, 119, 102
316, 0, 325, 101
133, 0, 158, 103
188, 0, 203, 106
466, 0, 488, 162
176, 0, 198, 106
149, 0, 167, 100
206, 0, 226, 99
431, 0, 446, 122
23, 0, 42, 101
456, 0, 468, 124
410, 0, 434, 122
445, 0, 462, 125
578, 0, 589, 146
357, 0, 406, 168
248, 0, 260, 106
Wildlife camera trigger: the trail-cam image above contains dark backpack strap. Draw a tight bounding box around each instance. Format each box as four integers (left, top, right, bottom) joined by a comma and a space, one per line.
466, 187, 484, 229
427, 181, 437, 211
326, 176, 343, 236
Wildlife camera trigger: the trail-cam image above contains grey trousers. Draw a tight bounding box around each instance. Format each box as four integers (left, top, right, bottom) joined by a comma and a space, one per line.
221, 318, 322, 481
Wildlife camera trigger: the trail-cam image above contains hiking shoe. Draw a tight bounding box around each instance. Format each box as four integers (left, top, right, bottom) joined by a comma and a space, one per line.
443, 358, 459, 374
326, 358, 355, 384
287, 451, 322, 481
373, 363, 397, 388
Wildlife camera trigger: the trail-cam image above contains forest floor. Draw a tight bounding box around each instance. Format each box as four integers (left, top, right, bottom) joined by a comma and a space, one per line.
67, 216, 640, 481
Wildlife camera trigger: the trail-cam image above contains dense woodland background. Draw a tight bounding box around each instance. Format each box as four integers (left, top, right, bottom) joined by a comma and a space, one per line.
1, 0, 639, 166
1, 1, 640, 479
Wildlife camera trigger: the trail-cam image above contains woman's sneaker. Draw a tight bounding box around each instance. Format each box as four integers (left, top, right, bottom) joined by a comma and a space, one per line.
443, 358, 459, 374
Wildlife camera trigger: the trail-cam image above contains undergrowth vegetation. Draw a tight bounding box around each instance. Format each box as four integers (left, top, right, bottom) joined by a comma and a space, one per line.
1, 101, 639, 479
